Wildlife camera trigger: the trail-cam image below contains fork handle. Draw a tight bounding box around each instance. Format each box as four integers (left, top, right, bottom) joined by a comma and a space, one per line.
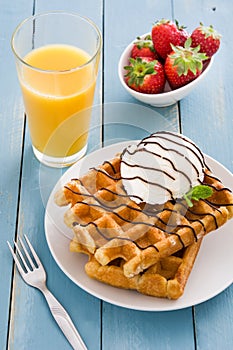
41, 287, 87, 350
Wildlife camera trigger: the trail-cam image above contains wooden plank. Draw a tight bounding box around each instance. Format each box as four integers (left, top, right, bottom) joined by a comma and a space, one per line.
0, 1, 34, 349
103, 0, 180, 143
103, 305, 195, 350
102, 1, 195, 349
195, 288, 233, 350
175, 0, 233, 167
5, 1, 232, 350
174, 0, 233, 349
7, 1, 103, 349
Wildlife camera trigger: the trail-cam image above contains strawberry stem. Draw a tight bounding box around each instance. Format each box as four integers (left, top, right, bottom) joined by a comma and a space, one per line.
124, 58, 158, 86
169, 38, 208, 76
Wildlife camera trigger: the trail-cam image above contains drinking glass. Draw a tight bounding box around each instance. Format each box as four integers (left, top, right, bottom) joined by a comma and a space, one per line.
11, 11, 101, 167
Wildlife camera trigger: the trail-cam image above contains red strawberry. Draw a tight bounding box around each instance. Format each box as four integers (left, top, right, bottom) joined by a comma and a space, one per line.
164, 38, 208, 89
151, 19, 188, 59
131, 35, 158, 60
191, 23, 221, 57
177, 20, 189, 46
124, 57, 165, 94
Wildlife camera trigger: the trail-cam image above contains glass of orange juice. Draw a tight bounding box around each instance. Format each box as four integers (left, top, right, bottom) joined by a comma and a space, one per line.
11, 11, 101, 167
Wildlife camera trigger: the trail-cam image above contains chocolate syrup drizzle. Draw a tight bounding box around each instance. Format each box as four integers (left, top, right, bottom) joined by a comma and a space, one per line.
120, 132, 208, 203
68, 177, 223, 248
66, 131, 233, 252
144, 131, 209, 170
120, 159, 176, 180
102, 160, 117, 174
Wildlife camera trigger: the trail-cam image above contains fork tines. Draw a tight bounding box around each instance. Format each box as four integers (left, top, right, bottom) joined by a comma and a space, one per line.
7, 235, 41, 274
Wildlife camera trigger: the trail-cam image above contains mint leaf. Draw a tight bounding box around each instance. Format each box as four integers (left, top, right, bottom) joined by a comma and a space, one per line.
183, 194, 193, 207
184, 185, 213, 207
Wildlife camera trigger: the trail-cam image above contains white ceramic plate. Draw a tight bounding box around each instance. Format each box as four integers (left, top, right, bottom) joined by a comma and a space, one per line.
44, 141, 233, 311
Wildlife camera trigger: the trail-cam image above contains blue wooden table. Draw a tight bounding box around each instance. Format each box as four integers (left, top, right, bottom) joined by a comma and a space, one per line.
1, 1, 233, 349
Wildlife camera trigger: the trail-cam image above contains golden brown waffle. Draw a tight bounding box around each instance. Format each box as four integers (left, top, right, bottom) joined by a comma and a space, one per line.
55, 155, 233, 298
71, 238, 202, 299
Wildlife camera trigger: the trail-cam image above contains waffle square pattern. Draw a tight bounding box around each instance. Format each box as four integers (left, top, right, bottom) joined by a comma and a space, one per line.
55, 146, 233, 299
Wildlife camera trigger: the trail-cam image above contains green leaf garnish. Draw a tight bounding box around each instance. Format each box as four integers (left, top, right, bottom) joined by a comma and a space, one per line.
183, 185, 213, 207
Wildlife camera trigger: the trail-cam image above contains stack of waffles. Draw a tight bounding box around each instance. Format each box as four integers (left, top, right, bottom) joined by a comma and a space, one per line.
54, 144, 233, 299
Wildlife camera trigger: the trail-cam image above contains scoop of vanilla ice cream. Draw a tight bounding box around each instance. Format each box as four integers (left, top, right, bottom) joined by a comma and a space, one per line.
120, 131, 205, 205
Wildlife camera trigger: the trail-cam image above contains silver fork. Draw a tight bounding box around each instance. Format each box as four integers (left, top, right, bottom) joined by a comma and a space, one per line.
7, 235, 87, 350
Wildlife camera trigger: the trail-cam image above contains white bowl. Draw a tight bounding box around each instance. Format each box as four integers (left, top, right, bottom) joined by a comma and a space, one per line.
118, 33, 213, 107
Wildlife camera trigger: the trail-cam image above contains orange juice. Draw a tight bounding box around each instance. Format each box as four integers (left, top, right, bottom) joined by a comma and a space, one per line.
20, 44, 97, 157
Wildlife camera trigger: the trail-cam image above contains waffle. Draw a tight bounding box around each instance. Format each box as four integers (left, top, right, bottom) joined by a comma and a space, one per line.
72, 238, 202, 299
55, 154, 233, 299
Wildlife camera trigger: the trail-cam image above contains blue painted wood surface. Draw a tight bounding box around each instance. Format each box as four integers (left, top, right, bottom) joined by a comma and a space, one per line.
1, 0, 232, 349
